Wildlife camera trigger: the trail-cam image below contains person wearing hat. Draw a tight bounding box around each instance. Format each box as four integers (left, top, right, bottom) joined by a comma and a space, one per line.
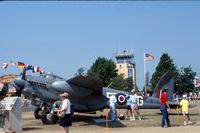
57, 92, 72, 133
160, 86, 171, 128
180, 93, 192, 125
130, 90, 141, 121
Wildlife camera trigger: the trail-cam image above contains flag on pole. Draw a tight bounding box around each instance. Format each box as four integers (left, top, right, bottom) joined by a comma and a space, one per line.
2, 63, 8, 69
26, 65, 34, 71
40, 70, 45, 74
33, 66, 41, 72
144, 53, 154, 61
10, 61, 17, 66
18, 61, 25, 69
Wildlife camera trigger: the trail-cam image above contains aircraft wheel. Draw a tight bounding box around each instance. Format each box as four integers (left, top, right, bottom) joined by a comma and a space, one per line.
40, 109, 59, 124
34, 107, 42, 119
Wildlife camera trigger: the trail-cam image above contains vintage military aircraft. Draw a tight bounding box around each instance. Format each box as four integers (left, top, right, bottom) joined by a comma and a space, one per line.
1, 66, 179, 124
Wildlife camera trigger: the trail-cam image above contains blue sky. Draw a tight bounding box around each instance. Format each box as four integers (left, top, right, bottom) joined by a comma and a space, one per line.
0, 1, 200, 88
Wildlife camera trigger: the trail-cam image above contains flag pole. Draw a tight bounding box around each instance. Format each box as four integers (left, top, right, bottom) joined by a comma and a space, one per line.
144, 53, 146, 94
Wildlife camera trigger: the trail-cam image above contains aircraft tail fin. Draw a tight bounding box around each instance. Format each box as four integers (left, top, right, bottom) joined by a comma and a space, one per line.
152, 71, 174, 101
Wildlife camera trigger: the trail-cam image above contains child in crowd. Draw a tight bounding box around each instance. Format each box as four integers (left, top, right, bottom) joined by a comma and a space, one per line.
180, 94, 192, 126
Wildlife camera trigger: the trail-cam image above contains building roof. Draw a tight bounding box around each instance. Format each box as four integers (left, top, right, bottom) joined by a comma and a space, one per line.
0, 74, 17, 83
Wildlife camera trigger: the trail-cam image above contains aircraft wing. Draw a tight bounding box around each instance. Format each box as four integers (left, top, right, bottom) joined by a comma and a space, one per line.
67, 75, 103, 94
66, 76, 107, 112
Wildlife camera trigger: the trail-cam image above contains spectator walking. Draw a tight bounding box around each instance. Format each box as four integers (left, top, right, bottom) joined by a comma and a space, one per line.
180, 94, 193, 126
160, 87, 171, 128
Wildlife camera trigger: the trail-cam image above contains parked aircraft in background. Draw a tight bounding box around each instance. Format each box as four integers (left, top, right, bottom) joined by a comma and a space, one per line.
0, 66, 179, 124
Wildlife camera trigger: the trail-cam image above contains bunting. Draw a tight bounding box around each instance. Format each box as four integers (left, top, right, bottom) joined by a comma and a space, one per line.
2, 63, 8, 69
18, 61, 25, 69
2, 61, 45, 75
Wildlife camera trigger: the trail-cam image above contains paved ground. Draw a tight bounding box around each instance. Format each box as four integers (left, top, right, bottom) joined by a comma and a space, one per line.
1, 100, 200, 133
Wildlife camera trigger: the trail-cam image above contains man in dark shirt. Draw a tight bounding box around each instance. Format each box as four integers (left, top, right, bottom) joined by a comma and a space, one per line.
160, 87, 171, 128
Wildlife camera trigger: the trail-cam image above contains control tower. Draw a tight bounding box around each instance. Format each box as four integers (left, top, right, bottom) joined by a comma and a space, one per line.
114, 50, 136, 89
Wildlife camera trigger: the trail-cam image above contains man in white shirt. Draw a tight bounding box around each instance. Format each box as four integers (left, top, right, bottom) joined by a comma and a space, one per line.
57, 92, 72, 133
109, 94, 117, 121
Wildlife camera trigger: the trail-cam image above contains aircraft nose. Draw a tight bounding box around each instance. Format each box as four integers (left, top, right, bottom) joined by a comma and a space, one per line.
13, 77, 25, 88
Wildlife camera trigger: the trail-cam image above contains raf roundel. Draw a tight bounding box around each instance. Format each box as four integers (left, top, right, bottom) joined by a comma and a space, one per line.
115, 92, 127, 106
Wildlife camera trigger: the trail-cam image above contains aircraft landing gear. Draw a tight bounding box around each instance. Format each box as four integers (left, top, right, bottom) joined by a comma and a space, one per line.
34, 107, 42, 119
40, 109, 59, 124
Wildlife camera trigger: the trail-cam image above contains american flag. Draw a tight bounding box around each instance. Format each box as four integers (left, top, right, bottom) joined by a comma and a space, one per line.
144, 53, 154, 61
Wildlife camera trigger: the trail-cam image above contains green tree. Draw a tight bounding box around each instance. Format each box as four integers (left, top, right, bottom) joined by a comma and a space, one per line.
76, 67, 86, 76
109, 74, 134, 92
126, 77, 134, 92
109, 74, 127, 90
151, 53, 179, 91
176, 66, 196, 94
87, 57, 117, 87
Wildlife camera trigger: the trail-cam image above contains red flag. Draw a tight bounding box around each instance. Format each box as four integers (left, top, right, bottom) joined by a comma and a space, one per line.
34, 67, 41, 72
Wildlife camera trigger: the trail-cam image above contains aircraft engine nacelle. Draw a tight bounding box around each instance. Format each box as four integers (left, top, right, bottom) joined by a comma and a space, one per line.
51, 81, 70, 92
51, 80, 93, 98
115, 92, 127, 106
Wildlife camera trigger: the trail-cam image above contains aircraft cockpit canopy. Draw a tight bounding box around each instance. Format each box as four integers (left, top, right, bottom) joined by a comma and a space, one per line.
44, 73, 64, 81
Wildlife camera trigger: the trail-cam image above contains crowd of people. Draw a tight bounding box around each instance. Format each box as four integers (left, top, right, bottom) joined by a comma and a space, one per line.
108, 88, 195, 128
188, 92, 200, 100
0, 88, 196, 132
108, 90, 142, 122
